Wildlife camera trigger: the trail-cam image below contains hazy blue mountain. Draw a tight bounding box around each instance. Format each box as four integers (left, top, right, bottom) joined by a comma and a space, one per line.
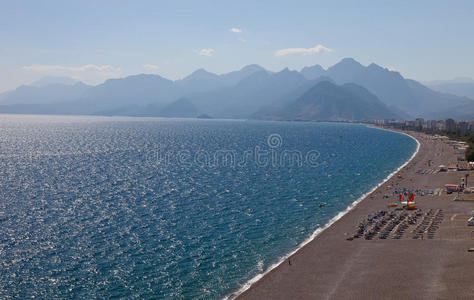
279, 76, 336, 104
159, 98, 198, 118
176, 69, 223, 93
386, 105, 411, 120
436, 101, 474, 120
219, 64, 267, 85
326, 59, 413, 110
300, 64, 326, 80
95, 98, 198, 118
31, 76, 79, 87
404, 79, 473, 116
1, 59, 472, 120
322, 58, 474, 119
9, 74, 180, 115
425, 78, 474, 100
252, 76, 337, 119
264, 81, 399, 121
175, 65, 267, 94
82, 65, 268, 115
325, 58, 367, 82
75, 74, 179, 113
189, 68, 307, 118
0, 66, 267, 115
0, 82, 91, 105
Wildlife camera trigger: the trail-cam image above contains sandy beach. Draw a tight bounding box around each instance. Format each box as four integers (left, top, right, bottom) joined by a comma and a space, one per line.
237, 130, 474, 300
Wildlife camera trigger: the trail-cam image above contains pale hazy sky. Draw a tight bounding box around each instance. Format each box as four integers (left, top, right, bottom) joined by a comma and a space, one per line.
1, 0, 473, 92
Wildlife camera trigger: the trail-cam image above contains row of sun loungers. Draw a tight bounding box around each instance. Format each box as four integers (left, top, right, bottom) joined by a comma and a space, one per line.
347, 208, 444, 241
412, 209, 444, 239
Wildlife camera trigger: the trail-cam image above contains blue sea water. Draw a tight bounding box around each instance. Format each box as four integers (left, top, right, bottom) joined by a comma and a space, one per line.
0, 115, 417, 299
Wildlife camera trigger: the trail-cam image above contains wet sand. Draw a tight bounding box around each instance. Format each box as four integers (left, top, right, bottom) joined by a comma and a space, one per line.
238, 130, 474, 300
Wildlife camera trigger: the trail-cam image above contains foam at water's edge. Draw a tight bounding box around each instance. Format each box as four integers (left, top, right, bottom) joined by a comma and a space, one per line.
225, 127, 420, 300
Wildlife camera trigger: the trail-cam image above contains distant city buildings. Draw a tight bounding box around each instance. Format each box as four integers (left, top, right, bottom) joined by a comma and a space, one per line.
425, 120, 437, 130
415, 118, 424, 128
368, 118, 474, 163
369, 118, 474, 133
436, 120, 446, 131
445, 118, 456, 131
458, 121, 469, 132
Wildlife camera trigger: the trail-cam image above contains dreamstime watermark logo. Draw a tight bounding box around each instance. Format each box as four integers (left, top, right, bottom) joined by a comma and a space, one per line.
267, 133, 283, 148
154, 133, 320, 168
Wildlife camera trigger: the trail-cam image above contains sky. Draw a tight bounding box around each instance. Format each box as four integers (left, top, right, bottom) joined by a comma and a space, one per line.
1, 0, 474, 92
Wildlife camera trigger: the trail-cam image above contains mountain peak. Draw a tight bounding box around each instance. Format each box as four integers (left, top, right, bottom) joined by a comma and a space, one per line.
107, 73, 167, 83
327, 58, 365, 76
301, 64, 324, 72
275, 68, 304, 79
300, 64, 326, 80
240, 64, 266, 73
31, 76, 79, 87
217, 64, 267, 85
336, 57, 363, 67
182, 68, 219, 81
272, 80, 399, 121
193, 68, 210, 74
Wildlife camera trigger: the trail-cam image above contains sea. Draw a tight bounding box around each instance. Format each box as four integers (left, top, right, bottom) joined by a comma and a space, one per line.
0, 115, 418, 299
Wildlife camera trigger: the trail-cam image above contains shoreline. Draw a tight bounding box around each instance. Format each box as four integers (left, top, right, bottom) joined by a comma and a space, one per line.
237, 129, 474, 299
228, 127, 420, 299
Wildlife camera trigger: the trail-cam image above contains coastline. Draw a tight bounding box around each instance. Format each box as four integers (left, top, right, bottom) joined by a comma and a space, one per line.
228, 127, 420, 299
237, 129, 474, 299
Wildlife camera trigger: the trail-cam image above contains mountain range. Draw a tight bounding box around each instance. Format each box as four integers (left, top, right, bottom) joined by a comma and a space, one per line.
255, 81, 399, 121
1, 58, 473, 121
424, 78, 474, 101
